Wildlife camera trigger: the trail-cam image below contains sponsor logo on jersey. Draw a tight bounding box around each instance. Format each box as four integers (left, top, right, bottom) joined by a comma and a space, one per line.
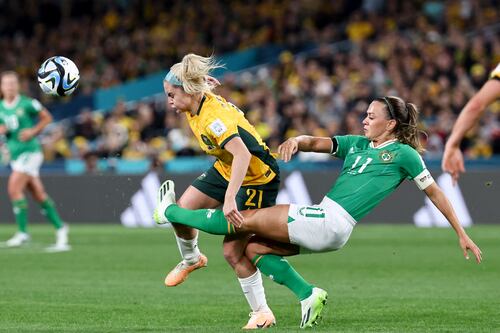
201, 134, 215, 150
379, 150, 393, 162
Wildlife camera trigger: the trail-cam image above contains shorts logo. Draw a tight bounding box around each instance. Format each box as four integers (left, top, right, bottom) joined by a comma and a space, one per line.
379, 150, 393, 162
201, 134, 215, 150
298, 206, 325, 218
197, 172, 207, 180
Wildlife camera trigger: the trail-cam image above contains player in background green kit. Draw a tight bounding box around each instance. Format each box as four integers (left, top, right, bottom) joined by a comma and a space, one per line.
0, 71, 69, 252
154, 96, 482, 328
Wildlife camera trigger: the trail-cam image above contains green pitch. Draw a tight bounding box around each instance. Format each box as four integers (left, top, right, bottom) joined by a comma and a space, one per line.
0, 224, 499, 332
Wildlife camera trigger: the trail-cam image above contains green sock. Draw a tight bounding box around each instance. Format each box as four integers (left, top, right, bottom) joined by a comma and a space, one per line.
12, 199, 28, 233
40, 198, 64, 229
165, 205, 234, 235
253, 254, 313, 301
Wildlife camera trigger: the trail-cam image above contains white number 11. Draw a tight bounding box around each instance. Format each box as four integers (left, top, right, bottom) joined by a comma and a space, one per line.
350, 156, 373, 173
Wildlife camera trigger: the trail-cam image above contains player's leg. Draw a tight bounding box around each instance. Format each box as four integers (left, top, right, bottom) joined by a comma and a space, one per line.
223, 233, 276, 329
165, 185, 220, 287
228, 181, 280, 329
246, 237, 328, 328
27, 176, 69, 251
155, 179, 292, 242
5, 170, 31, 247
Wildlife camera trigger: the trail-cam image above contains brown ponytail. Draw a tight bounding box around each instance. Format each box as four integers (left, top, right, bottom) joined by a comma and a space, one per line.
376, 96, 425, 153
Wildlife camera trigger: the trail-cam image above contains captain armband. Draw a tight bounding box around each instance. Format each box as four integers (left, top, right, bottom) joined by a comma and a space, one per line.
414, 169, 434, 190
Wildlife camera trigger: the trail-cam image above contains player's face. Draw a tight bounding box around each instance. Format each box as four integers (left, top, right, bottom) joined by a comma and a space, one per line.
0, 74, 20, 98
163, 81, 192, 114
362, 101, 395, 141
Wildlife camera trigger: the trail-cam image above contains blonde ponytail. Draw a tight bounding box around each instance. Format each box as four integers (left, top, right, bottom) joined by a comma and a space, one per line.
169, 54, 223, 95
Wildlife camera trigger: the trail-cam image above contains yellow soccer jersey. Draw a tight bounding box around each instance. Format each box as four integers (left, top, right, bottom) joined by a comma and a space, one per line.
490, 63, 500, 80
185, 93, 278, 186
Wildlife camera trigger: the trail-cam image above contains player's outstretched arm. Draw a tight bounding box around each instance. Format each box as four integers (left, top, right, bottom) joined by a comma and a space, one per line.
278, 136, 333, 162
423, 182, 482, 263
442, 80, 500, 184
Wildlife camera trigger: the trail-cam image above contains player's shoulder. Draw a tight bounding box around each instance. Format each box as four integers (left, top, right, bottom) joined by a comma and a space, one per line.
199, 93, 224, 119
200, 93, 237, 123
18, 94, 32, 103
490, 62, 500, 80
337, 135, 370, 146
393, 142, 422, 161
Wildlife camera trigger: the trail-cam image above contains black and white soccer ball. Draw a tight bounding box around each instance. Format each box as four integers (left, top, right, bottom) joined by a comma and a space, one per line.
37, 56, 80, 96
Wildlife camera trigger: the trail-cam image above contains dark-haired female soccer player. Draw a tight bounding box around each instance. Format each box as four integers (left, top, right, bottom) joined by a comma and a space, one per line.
154, 96, 482, 329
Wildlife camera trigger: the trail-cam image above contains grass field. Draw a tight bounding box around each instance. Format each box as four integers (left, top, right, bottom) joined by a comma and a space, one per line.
0, 224, 499, 332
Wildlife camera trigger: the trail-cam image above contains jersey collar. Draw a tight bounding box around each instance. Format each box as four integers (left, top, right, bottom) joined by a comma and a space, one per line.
369, 139, 397, 149
196, 95, 206, 115
2, 95, 20, 109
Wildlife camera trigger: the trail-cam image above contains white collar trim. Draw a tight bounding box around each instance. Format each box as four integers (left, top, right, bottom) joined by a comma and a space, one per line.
2, 95, 20, 109
369, 139, 397, 149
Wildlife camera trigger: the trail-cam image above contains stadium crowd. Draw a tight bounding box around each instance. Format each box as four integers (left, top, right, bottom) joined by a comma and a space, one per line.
1, 0, 499, 165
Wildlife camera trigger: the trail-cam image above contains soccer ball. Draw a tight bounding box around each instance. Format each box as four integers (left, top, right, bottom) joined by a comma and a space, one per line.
37, 56, 80, 96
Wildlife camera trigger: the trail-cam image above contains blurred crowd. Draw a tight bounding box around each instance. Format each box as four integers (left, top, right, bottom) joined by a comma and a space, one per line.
1, 0, 500, 165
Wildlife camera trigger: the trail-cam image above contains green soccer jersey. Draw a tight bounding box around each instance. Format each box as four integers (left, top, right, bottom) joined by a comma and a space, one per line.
326, 135, 434, 221
0, 95, 43, 160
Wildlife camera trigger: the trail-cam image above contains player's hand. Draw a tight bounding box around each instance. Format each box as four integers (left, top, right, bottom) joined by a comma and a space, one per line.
459, 234, 482, 264
19, 128, 36, 142
278, 137, 299, 162
442, 145, 465, 185
223, 198, 244, 228
0, 125, 7, 135
206, 75, 221, 87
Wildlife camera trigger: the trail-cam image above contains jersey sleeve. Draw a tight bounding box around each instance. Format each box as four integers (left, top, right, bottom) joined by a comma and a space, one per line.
27, 99, 43, 115
204, 115, 240, 149
400, 147, 434, 190
332, 135, 363, 159
490, 63, 500, 81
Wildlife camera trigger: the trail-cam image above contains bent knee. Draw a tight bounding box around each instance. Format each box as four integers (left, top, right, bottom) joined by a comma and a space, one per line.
222, 243, 245, 266
244, 242, 261, 260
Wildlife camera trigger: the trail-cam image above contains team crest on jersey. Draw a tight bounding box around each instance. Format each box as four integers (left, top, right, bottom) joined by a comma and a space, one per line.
16, 108, 24, 117
379, 150, 393, 162
201, 134, 215, 150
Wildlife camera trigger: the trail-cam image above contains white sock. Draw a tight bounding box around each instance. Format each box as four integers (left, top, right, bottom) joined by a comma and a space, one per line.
238, 269, 270, 312
175, 234, 201, 265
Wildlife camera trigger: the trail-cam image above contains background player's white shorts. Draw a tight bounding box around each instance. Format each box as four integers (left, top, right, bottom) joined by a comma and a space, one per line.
10, 152, 43, 177
287, 197, 356, 253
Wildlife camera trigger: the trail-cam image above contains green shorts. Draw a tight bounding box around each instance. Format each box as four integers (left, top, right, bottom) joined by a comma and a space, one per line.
192, 166, 280, 210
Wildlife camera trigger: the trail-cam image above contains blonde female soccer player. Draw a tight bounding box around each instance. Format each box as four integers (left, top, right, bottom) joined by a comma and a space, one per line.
155, 96, 482, 328
442, 62, 500, 184
162, 54, 280, 328
0, 71, 69, 251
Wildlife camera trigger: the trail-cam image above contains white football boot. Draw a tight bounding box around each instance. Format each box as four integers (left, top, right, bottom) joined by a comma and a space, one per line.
153, 180, 176, 225
300, 287, 328, 328
45, 225, 71, 252
6, 232, 31, 247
